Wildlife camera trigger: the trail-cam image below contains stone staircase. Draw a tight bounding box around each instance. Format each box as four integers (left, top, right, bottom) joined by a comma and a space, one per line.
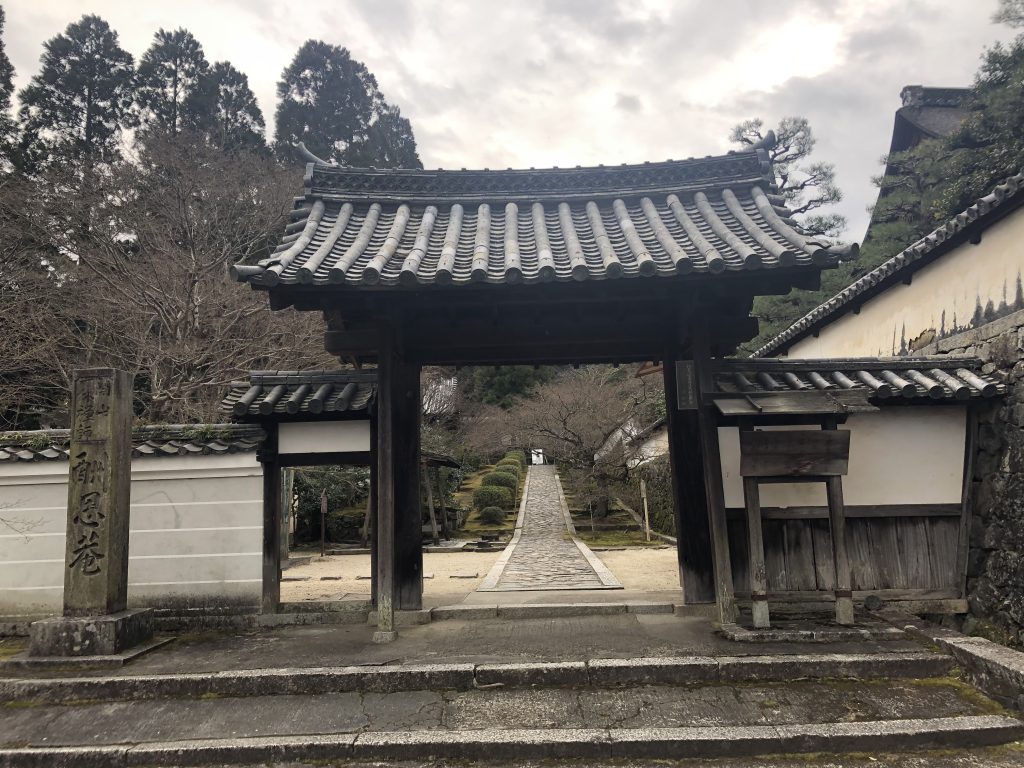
0, 649, 1021, 766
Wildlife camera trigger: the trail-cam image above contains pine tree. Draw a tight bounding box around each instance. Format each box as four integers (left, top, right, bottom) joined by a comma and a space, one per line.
0, 6, 15, 164
135, 28, 209, 136
17, 14, 135, 173
192, 61, 265, 151
274, 40, 420, 168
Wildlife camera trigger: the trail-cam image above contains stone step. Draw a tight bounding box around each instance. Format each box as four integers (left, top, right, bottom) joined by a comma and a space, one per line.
1, 716, 1020, 767
0, 651, 953, 704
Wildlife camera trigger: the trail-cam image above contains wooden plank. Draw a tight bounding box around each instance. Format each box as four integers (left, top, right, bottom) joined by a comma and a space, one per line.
724, 504, 962, 520
742, 476, 770, 627
826, 475, 854, 625
369, 413, 378, 608
928, 518, 961, 591
739, 430, 850, 477
664, 359, 715, 603
762, 519, 788, 592
810, 519, 834, 590
782, 520, 818, 591
897, 516, 933, 590
727, 516, 750, 593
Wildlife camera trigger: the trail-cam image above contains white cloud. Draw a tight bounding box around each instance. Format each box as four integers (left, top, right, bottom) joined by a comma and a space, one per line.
4, 0, 1016, 238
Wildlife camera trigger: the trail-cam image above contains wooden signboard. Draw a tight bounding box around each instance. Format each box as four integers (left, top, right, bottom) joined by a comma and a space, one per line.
675, 361, 697, 410
739, 429, 851, 478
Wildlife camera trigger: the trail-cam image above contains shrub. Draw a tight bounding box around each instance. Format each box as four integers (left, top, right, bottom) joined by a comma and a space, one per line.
493, 463, 519, 479
473, 485, 513, 510
482, 472, 517, 491
495, 458, 522, 475
478, 506, 505, 525
503, 450, 528, 470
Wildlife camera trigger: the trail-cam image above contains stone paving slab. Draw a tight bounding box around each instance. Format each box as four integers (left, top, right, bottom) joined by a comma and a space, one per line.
0, 652, 953, 704
478, 465, 621, 592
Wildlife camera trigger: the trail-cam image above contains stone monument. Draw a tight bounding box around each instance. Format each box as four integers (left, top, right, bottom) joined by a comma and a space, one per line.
29, 368, 154, 657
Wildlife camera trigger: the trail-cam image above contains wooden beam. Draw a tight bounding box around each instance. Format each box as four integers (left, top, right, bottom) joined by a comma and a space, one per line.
663, 358, 715, 603
259, 425, 282, 614
724, 503, 962, 520
369, 411, 378, 609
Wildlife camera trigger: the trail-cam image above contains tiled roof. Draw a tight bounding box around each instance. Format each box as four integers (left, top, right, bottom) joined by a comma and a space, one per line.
231, 146, 856, 289
0, 425, 264, 463
755, 172, 1024, 357
223, 370, 375, 419
714, 356, 1004, 402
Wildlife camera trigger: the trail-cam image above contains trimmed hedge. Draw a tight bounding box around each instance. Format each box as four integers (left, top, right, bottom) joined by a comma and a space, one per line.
482, 472, 517, 491
492, 465, 519, 482
479, 506, 505, 525
473, 485, 513, 510
503, 450, 528, 471
495, 458, 521, 473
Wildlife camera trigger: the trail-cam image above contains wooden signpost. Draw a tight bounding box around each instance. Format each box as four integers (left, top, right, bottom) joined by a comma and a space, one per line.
739, 426, 854, 628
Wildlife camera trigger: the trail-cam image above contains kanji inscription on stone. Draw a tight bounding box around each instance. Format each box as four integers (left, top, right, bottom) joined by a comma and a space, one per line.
63, 369, 133, 617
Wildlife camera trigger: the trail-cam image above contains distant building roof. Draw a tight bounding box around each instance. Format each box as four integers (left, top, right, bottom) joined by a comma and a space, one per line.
231, 142, 855, 291
756, 172, 1024, 356
893, 86, 970, 148
0, 424, 264, 463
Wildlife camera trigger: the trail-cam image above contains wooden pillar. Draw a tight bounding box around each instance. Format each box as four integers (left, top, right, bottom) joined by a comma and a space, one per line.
826, 475, 854, 625
742, 476, 770, 628
691, 341, 737, 624
394, 360, 423, 610
260, 425, 282, 614
375, 321, 422, 640
663, 358, 716, 603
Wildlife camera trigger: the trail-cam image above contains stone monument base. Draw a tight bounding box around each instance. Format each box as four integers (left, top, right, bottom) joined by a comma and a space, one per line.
29, 608, 154, 657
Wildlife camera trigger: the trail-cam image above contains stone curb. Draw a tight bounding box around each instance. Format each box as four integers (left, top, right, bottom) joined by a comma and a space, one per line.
0, 651, 953, 705
0, 715, 1019, 766
881, 611, 1024, 710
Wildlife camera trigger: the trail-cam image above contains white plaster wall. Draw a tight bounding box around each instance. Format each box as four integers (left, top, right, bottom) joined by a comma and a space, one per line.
0, 453, 262, 616
628, 428, 670, 468
786, 210, 1024, 359
718, 407, 966, 508
278, 420, 370, 454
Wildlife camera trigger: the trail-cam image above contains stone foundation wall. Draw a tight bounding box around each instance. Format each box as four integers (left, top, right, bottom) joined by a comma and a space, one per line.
919, 308, 1024, 646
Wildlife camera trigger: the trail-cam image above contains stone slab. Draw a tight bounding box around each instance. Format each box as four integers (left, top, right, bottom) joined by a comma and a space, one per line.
716, 652, 952, 682
774, 715, 1024, 753
588, 656, 719, 686
367, 609, 432, 626
351, 728, 612, 761
430, 605, 498, 621
496, 603, 627, 619
28, 609, 153, 657
2, 637, 171, 672
475, 661, 588, 688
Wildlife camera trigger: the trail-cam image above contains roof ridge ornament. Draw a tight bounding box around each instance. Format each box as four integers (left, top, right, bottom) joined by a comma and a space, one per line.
296, 141, 334, 166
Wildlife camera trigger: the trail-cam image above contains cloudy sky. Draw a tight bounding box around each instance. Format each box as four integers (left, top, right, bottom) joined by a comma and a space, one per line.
4, 1, 1016, 238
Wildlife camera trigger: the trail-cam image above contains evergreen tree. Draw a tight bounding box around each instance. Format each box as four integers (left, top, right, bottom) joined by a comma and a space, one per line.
17, 14, 135, 173
135, 28, 209, 136
192, 61, 266, 151
0, 6, 15, 164
274, 40, 420, 168
731, 116, 845, 239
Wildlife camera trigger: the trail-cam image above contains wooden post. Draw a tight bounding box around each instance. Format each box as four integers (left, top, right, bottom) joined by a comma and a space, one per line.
424, 465, 439, 546
369, 412, 378, 609
437, 470, 450, 541
319, 488, 327, 558
663, 357, 716, 603
640, 478, 651, 543
742, 476, 770, 628
826, 475, 854, 625
280, 468, 293, 563
260, 424, 282, 614
394, 359, 423, 610
375, 327, 399, 641
691, 343, 738, 624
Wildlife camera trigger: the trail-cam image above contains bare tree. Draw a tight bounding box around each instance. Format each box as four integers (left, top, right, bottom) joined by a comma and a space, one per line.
0, 132, 335, 427
462, 366, 659, 515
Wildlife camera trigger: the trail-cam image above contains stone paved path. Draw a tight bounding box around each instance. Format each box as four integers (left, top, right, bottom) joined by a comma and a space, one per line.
478, 465, 620, 591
